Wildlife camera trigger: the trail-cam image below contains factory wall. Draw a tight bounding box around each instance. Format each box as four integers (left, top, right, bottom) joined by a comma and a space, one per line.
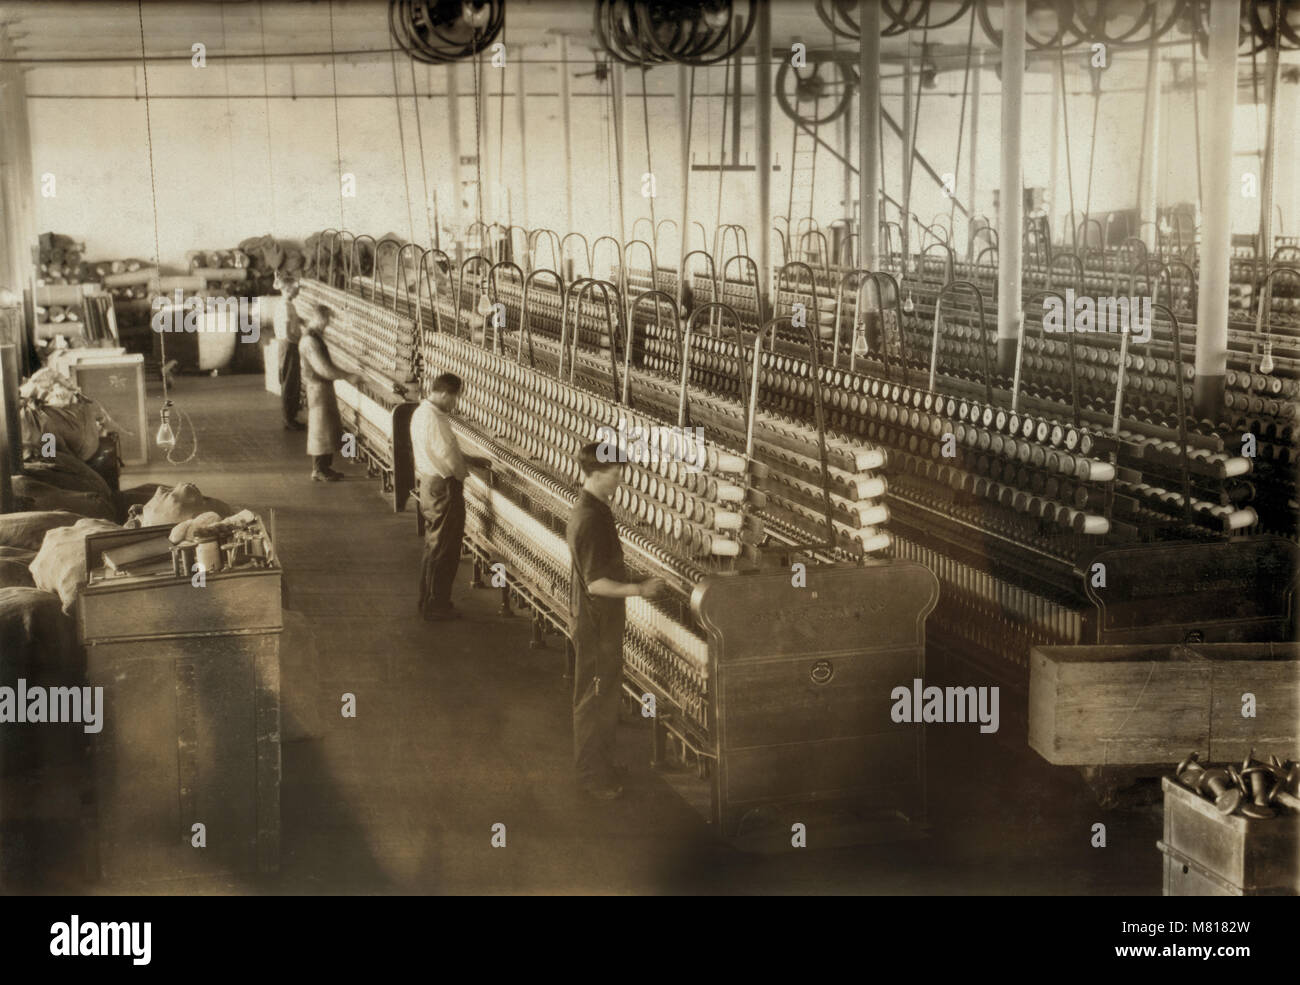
27, 49, 1292, 271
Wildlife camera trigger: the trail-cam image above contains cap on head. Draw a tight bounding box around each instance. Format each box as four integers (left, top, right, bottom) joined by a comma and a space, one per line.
578, 442, 621, 477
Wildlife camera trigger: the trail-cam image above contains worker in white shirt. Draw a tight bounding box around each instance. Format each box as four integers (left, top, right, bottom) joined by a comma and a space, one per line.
271, 271, 305, 430
410, 372, 491, 621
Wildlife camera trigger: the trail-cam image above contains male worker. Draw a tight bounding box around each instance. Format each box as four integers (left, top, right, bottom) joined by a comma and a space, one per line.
567, 442, 665, 800
411, 373, 491, 621
272, 272, 305, 430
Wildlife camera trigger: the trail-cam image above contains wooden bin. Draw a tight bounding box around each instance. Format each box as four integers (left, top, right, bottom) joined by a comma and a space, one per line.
76, 523, 281, 884
1029, 642, 1300, 767
1158, 777, 1299, 895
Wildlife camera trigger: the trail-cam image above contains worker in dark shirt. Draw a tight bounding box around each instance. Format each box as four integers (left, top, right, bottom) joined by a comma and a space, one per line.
567, 442, 665, 801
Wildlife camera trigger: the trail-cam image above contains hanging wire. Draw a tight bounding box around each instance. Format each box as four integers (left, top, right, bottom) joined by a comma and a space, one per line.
389, 42, 417, 243
713, 50, 731, 257
472, 29, 485, 249
219, 2, 239, 227
501, 23, 510, 226
1057, 47, 1078, 249
640, 56, 657, 234
1189, 31, 1202, 213
407, 61, 436, 248
328, 0, 346, 231
258, 0, 276, 228
603, 63, 615, 236
1083, 63, 1102, 240
948, 5, 976, 234
137, 0, 196, 465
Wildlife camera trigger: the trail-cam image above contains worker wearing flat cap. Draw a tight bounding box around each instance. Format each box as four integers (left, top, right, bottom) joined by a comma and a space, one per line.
567, 442, 665, 800
298, 304, 363, 482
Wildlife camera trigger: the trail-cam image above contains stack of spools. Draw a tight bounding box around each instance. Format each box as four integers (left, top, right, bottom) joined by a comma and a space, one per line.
1173, 751, 1300, 820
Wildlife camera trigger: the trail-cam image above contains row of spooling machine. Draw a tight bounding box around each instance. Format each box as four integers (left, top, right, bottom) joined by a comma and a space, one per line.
299, 227, 1297, 826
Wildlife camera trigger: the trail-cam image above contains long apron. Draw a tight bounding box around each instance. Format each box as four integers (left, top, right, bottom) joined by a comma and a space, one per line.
299, 334, 344, 456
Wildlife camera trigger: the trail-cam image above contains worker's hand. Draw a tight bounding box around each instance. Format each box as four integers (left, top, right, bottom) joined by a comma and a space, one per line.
638, 577, 667, 599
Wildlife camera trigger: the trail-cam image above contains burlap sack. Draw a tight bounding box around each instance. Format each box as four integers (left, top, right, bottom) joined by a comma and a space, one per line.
30, 518, 121, 613
11, 476, 114, 521
0, 511, 82, 552
23, 449, 113, 500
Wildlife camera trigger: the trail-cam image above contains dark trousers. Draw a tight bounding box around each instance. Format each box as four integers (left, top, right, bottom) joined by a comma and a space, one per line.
313, 454, 333, 471
279, 342, 301, 424
419, 475, 465, 614
572, 607, 625, 785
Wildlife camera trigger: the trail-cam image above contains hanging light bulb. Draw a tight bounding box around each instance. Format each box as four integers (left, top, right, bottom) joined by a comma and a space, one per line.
903, 292, 915, 314
476, 283, 492, 316
155, 400, 176, 450
1260, 341, 1275, 375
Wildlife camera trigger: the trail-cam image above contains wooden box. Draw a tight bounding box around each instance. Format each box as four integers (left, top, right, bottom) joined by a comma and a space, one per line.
77, 524, 281, 883
1158, 777, 1298, 895
1028, 642, 1300, 766
694, 562, 940, 838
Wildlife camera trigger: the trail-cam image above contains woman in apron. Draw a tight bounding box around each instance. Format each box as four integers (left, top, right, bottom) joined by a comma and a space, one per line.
298, 305, 363, 481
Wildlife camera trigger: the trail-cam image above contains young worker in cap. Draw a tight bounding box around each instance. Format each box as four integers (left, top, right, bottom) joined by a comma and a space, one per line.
567, 441, 665, 800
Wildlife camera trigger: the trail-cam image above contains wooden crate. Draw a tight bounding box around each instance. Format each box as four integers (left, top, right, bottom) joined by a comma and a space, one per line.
1028, 642, 1300, 766
1159, 778, 1299, 895
77, 524, 281, 883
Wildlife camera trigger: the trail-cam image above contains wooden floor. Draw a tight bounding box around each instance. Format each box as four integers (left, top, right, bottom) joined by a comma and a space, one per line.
4, 373, 1165, 895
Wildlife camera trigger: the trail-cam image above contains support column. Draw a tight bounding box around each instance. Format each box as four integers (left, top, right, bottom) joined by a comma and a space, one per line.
447, 63, 463, 238
516, 55, 529, 229
967, 52, 981, 258
997, 1, 1025, 375
1194, 0, 1238, 418
1138, 34, 1162, 251
559, 36, 575, 233
858, 1, 881, 269
755, 0, 773, 318
677, 63, 692, 308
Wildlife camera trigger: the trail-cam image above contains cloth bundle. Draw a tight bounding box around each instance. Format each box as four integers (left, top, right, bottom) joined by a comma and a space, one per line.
18, 367, 118, 462
30, 517, 122, 614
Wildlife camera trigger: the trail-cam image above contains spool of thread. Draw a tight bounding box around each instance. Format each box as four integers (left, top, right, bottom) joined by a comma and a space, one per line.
715, 452, 747, 474
716, 482, 745, 503
852, 449, 886, 472
858, 505, 889, 527
178, 542, 197, 577
195, 538, 222, 574
713, 510, 743, 532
